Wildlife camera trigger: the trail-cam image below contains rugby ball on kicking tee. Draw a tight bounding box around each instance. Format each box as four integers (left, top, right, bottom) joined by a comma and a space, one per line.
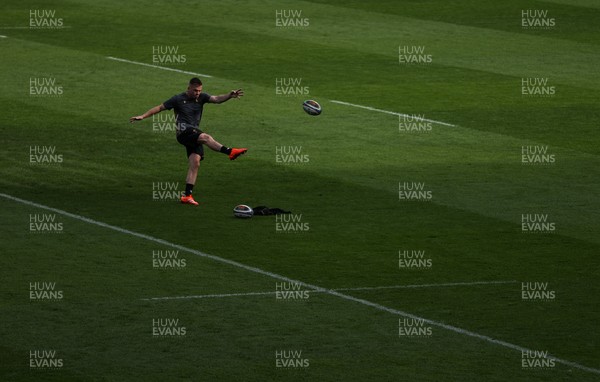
302, 100, 322, 116
233, 204, 254, 218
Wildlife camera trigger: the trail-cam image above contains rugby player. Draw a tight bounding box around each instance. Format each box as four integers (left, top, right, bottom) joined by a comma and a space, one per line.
130, 77, 247, 205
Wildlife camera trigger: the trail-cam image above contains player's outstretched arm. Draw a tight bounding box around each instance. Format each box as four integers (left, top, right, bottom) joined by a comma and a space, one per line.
209, 89, 244, 104
129, 104, 165, 123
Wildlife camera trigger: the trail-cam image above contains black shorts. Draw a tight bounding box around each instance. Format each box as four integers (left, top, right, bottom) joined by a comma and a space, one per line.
176, 128, 205, 160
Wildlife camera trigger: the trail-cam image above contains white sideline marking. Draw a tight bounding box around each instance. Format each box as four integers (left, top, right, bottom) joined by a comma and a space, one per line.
143, 280, 518, 301
144, 291, 277, 301
0, 35, 7, 38
2, 192, 599, 376
106, 57, 449, 129
330, 99, 456, 127
335, 280, 517, 292
106, 56, 213, 78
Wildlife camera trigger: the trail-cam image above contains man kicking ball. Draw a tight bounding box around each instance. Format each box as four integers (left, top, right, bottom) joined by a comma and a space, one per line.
130, 77, 247, 205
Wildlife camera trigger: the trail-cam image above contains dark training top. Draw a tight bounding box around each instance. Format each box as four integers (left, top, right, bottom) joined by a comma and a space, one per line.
163, 92, 211, 131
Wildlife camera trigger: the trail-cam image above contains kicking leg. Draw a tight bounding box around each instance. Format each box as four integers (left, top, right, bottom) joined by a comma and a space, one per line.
198, 133, 225, 152
198, 133, 247, 160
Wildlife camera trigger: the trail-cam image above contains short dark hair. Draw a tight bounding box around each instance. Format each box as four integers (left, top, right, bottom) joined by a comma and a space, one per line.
189, 77, 202, 86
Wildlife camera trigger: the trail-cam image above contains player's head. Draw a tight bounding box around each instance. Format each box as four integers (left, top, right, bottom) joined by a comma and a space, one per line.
187, 77, 203, 99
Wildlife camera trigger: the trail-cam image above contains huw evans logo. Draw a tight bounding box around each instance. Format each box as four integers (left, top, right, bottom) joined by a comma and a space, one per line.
398, 46, 432, 64
521, 282, 555, 301
152, 45, 186, 65
152, 250, 186, 269
30, 350, 63, 369
521, 78, 555, 97
521, 145, 555, 165
275, 78, 309, 96
399, 114, 432, 132
152, 318, 186, 337
29, 10, 64, 29
398, 318, 432, 337
275, 282, 310, 300
521, 214, 555, 233
275, 350, 310, 368
399, 250, 432, 269
275, 214, 309, 233
399, 182, 432, 201
521, 10, 555, 30
152, 181, 180, 201
152, 113, 176, 133
29, 214, 63, 233
30, 282, 63, 301
29, 77, 63, 97
522, 350, 555, 369
275, 146, 310, 164
29, 146, 63, 164
275, 10, 309, 27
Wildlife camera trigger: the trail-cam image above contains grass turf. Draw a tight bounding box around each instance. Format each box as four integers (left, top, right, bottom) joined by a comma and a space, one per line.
0, 0, 599, 380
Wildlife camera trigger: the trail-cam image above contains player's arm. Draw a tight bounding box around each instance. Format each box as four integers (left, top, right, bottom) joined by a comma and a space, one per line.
209, 89, 244, 104
129, 104, 165, 123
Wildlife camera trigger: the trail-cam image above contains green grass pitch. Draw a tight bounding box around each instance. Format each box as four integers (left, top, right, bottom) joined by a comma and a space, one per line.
1, 0, 599, 380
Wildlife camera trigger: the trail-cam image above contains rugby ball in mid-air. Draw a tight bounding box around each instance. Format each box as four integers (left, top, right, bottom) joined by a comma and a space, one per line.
302, 100, 322, 116
233, 204, 254, 218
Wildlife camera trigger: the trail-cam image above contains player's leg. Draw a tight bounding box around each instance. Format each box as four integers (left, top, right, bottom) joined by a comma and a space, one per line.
197, 132, 222, 151
198, 133, 247, 160
178, 137, 203, 205
185, 153, 201, 187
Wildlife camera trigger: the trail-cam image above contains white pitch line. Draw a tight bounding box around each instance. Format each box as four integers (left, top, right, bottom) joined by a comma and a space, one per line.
143, 280, 518, 301
106, 56, 212, 78
334, 280, 517, 292
106, 58, 446, 129
330, 99, 456, 127
0, 35, 6, 38
143, 291, 276, 301
2, 192, 599, 376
